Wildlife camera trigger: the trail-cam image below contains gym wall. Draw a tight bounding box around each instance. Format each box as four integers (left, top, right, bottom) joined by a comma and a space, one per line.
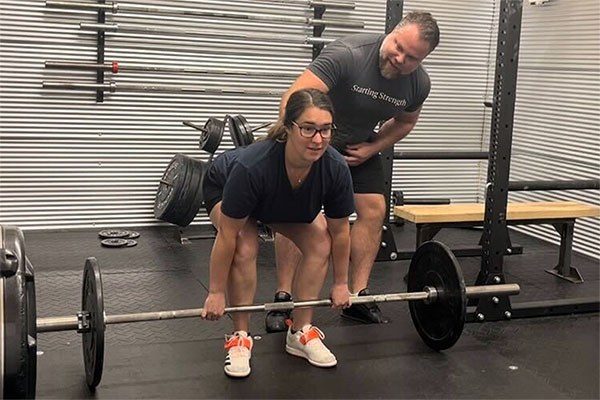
0, 0, 494, 229
0, 1, 597, 258
483, 0, 600, 259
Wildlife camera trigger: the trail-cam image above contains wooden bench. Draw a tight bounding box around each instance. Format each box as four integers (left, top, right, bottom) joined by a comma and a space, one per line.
394, 201, 600, 283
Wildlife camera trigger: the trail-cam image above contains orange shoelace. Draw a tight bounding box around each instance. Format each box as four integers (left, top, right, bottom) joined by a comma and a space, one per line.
224, 335, 252, 351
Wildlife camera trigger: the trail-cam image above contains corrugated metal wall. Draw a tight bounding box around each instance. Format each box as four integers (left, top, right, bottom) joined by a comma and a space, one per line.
1, 0, 598, 259
1, 0, 494, 230
393, 1, 495, 202
0, 0, 381, 229
483, 0, 600, 259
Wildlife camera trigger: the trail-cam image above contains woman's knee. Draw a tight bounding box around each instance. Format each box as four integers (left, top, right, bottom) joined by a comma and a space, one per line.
302, 224, 331, 263
231, 227, 259, 267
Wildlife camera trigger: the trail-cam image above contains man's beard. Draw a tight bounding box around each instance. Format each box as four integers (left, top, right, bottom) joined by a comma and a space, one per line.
379, 55, 402, 80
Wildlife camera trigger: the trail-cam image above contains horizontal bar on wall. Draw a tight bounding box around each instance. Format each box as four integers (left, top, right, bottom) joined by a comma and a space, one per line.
45, 60, 300, 78
508, 179, 600, 191
79, 23, 335, 45
47, 1, 363, 27
42, 81, 285, 96
394, 151, 489, 160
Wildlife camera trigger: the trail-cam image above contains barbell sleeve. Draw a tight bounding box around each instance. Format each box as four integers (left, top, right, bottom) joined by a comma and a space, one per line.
182, 121, 207, 132
251, 122, 274, 132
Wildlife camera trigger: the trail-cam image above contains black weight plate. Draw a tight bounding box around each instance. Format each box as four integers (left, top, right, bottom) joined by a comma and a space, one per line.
154, 154, 188, 221
160, 155, 195, 226
199, 117, 224, 154
1, 225, 36, 399
178, 158, 207, 227
24, 258, 37, 400
82, 257, 105, 390
127, 231, 140, 239
407, 241, 466, 351
236, 115, 255, 146
227, 114, 243, 148
100, 238, 128, 248
162, 156, 206, 227
98, 229, 130, 239
155, 154, 200, 226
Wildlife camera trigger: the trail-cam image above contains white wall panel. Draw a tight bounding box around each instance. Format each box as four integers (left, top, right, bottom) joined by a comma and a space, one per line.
496, 0, 599, 258
8, 0, 597, 261
394, 0, 495, 202
0, 0, 377, 229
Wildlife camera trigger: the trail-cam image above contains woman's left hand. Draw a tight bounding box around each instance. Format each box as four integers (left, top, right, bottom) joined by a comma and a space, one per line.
330, 283, 351, 309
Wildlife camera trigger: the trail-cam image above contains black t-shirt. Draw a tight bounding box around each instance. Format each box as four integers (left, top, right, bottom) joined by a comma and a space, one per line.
308, 33, 431, 149
207, 139, 355, 224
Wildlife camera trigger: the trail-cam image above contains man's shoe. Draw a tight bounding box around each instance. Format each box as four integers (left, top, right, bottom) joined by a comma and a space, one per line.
285, 324, 337, 367
265, 291, 292, 333
341, 288, 390, 324
224, 331, 253, 378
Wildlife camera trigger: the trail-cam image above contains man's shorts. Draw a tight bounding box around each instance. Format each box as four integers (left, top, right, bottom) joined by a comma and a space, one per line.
349, 153, 386, 195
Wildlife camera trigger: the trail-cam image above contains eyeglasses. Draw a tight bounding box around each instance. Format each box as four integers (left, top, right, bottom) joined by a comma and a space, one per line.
292, 121, 335, 139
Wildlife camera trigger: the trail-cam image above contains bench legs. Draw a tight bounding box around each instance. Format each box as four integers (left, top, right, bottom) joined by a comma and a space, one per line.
545, 221, 584, 283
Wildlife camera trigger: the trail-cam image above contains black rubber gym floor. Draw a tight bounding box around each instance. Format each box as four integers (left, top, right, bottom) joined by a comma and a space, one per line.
25, 223, 599, 399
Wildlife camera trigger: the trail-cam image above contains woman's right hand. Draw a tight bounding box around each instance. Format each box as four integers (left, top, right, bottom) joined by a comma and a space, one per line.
201, 292, 226, 320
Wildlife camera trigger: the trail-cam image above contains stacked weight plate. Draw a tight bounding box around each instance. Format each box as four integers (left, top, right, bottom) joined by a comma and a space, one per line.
154, 153, 207, 227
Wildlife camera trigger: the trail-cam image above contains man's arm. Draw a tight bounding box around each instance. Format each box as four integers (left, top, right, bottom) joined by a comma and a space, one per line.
344, 108, 422, 166
372, 108, 422, 152
279, 69, 330, 117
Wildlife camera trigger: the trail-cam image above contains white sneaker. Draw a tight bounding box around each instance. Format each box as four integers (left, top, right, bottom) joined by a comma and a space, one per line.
285, 325, 337, 367
224, 331, 253, 378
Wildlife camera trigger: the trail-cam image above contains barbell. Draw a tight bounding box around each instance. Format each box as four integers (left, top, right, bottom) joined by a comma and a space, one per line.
43, 81, 285, 96
79, 22, 337, 46
46, 0, 362, 26
183, 118, 226, 155
1, 224, 520, 398
228, 115, 274, 147
45, 60, 301, 79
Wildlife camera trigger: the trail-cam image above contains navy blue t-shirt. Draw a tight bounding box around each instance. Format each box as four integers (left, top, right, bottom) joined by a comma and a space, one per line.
206, 140, 355, 224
